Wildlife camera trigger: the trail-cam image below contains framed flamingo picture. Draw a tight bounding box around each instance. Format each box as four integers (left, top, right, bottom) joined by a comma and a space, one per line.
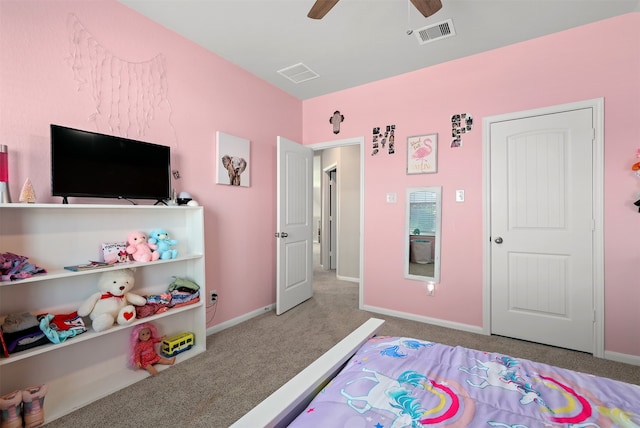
407, 133, 438, 174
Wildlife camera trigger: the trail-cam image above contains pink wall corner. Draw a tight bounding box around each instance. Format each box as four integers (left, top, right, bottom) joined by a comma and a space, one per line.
0, 0, 302, 326
303, 13, 640, 357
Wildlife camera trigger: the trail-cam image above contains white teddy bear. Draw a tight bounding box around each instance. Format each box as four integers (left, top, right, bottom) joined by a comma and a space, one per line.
77, 268, 146, 332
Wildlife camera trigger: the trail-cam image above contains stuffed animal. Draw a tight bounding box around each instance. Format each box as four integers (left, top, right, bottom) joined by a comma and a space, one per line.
77, 268, 146, 332
148, 229, 178, 260
126, 232, 160, 262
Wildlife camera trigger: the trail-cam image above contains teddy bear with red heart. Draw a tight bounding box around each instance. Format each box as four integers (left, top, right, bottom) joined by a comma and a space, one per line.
77, 268, 146, 332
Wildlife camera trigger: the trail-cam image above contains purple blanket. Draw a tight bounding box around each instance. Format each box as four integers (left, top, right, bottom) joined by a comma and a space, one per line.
289, 336, 640, 427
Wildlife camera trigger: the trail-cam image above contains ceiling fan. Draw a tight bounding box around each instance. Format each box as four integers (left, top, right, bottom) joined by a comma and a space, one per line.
308, 0, 442, 19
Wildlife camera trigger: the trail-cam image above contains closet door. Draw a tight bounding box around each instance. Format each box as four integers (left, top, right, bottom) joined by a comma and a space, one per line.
490, 108, 595, 353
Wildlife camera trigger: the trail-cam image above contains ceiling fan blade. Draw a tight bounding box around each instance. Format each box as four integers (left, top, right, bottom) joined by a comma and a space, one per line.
410, 0, 443, 18
307, 0, 340, 19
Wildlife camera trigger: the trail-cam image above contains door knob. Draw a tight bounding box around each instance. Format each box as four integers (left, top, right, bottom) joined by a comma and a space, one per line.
281, 232, 288, 238
494, 237, 503, 244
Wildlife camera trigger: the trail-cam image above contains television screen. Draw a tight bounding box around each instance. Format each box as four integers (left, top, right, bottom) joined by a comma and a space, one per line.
51, 124, 171, 203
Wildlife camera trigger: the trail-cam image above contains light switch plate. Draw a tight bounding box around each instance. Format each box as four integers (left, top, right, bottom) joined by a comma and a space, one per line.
455, 190, 465, 202
386, 192, 397, 203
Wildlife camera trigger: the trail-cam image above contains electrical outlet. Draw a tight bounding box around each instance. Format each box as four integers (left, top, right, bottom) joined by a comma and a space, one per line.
209, 290, 218, 304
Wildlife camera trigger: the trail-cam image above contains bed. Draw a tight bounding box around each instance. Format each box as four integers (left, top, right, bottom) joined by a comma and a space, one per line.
231, 318, 640, 427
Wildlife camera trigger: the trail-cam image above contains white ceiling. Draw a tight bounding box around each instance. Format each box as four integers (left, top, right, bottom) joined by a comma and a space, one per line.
119, 0, 640, 100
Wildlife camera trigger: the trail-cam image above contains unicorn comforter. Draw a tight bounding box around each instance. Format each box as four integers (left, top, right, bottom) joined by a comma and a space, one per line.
288, 336, 640, 427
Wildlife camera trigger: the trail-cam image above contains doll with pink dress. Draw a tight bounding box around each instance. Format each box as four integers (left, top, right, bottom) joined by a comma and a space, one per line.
129, 322, 175, 376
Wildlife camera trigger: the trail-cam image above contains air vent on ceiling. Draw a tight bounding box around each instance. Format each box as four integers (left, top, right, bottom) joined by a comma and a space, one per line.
414, 18, 455, 45
277, 63, 319, 84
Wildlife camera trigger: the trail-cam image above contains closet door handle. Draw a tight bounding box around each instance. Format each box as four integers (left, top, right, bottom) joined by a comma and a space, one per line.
494, 237, 503, 244
281, 232, 288, 238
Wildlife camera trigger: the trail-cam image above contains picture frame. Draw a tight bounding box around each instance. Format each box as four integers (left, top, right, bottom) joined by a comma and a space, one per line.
407, 133, 438, 174
216, 131, 251, 187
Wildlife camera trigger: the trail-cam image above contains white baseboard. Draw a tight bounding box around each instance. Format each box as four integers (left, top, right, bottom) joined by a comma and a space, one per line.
604, 350, 640, 366
206, 304, 275, 336
207, 303, 640, 367
363, 304, 640, 366
336, 274, 359, 283
361, 304, 484, 335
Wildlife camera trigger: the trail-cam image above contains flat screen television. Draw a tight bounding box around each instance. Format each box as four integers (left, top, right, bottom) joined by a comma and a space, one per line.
51, 124, 171, 204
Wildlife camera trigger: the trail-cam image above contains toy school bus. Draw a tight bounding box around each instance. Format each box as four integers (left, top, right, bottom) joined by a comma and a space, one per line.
161, 331, 194, 357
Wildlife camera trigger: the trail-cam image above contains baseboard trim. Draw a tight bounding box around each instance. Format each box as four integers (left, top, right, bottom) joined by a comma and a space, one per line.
604, 350, 640, 366
363, 305, 640, 366
362, 304, 484, 335
336, 274, 359, 283
207, 304, 640, 366
206, 304, 275, 335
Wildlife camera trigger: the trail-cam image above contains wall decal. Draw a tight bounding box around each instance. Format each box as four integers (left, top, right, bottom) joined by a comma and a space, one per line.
632, 148, 640, 212
216, 132, 250, 187
632, 148, 640, 178
407, 134, 437, 174
330, 110, 344, 134
372, 125, 396, 156
451, 113, 473, 148
66, 14, 177, 146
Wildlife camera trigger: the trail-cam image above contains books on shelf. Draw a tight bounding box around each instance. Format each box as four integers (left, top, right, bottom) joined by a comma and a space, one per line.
63, 261, 111, 272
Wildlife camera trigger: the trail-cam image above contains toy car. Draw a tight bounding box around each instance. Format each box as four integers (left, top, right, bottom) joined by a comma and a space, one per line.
161, 331, 194, 357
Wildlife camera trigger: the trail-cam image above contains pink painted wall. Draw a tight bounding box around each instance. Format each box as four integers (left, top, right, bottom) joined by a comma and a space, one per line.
0, 1, 301, 324
2, 1, 638, 358
303, 13, 640, 357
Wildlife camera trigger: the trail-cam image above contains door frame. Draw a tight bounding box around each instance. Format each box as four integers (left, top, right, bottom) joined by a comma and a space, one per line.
482, 98, 604, 357
309, 136, 365, 310
321, 164, 337, 271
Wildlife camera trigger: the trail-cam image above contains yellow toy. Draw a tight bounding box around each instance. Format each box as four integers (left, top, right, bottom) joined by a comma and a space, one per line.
161, 332, 194, 357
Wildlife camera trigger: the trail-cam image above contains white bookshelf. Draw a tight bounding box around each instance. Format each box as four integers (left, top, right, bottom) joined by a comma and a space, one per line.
0, 204, 206, 423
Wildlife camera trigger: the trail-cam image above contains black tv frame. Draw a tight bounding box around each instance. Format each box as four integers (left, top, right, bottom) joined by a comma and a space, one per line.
50, 124, 171, 205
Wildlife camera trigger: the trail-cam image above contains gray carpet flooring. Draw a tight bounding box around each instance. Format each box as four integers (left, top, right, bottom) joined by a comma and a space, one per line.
45, 246, 640, 427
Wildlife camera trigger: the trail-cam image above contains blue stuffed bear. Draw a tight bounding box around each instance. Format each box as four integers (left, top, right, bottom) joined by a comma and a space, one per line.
148, 229, 178, 260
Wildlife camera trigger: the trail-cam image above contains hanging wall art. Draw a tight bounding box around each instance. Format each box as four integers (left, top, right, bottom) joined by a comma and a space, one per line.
66, 14, 177, 146
407, 133, 437, 174
216, 132, 250, 187
330, 110, 345, 134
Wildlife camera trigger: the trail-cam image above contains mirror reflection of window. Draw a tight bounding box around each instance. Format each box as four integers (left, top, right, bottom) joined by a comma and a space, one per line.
409, 191, 437, 236
405, 187, 441, 283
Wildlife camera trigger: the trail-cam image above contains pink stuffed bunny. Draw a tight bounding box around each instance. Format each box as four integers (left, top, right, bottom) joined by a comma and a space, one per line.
126, 232, 160, 262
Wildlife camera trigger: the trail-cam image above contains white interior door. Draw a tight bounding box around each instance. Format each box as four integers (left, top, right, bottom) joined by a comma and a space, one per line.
490, 108, 595, 353
276, 136, 314, 315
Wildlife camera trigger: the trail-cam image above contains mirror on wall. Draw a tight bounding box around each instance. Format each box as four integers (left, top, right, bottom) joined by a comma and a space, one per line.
404, 186, 442, 283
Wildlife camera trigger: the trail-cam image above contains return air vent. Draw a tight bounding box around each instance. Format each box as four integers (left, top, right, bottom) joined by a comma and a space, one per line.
414, 18, 455, 45
277, 62, 319, 84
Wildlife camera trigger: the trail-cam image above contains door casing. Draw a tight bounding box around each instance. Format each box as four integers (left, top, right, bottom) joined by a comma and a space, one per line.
310, 136, 365, 309
320, 164, 337, 271
482, 98, 604, 357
